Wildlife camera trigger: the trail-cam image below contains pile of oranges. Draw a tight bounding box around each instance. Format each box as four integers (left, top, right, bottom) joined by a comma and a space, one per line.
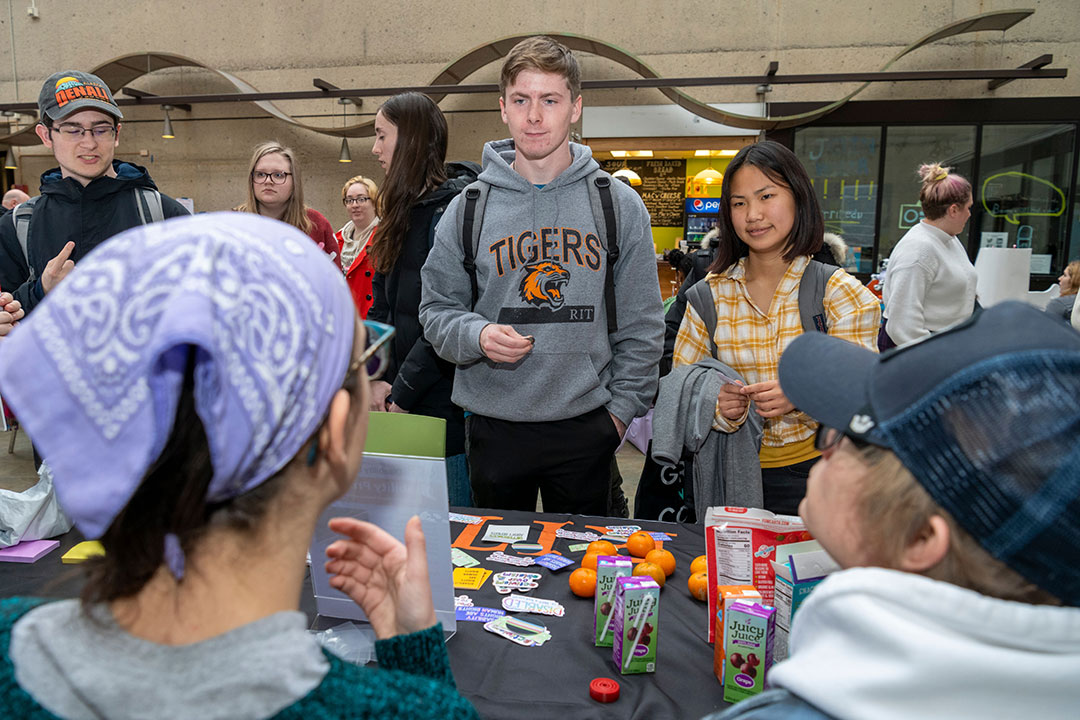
569, 531, 678, 597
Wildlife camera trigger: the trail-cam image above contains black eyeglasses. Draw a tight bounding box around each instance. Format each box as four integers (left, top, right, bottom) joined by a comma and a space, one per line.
252, 171, 292, 185
343, 196, 371, 206
51, 123, 117, 140
814, 425, 870, 456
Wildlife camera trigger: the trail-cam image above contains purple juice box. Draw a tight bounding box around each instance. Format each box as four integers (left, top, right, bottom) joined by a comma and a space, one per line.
595, 556, 633, 647
722, 600, 775, 704
612, 576, 659, 674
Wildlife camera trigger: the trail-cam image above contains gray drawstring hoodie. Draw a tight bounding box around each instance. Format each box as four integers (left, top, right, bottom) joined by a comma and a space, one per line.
420, 139, 663, 424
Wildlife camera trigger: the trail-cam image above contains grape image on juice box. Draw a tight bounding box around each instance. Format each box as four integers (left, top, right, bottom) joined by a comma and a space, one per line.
612, 576, 659, 675
595, 555, 633, 647
723, 600, 775, 704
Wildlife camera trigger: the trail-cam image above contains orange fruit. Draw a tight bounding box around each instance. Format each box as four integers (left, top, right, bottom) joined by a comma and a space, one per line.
690, 554, 708, 575
569, 567, 597, 598
645, 548, 676, 577
688, 571, 709, 601
625, 531, 656, 558
633, 561, 666, 587
581, 553, 600, 571
587, 540, 619, 557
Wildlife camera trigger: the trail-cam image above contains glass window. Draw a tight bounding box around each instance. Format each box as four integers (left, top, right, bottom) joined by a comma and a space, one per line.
794, 127, 881, 274
976, 124, 1075, 276
877, 126, 976, 264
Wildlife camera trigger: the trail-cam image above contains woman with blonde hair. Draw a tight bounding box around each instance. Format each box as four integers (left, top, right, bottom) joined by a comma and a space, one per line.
1045, 259, 1079, 322
881, 163, 976, 348
237, 141, 339, 261
335, 175, 380, 317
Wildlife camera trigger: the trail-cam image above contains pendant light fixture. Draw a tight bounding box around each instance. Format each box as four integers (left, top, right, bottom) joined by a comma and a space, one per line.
3, 149, 17, 170
692, 164, 723, 185
613, 164, 642, 187
161, 105, 175, 139
338, 98, 352, 163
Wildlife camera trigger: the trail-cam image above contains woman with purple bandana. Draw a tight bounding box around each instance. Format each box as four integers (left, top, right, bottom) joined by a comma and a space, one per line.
0, 214, 478, 719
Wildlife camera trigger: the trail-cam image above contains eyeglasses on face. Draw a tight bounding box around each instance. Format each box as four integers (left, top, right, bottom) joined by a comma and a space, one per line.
252, 171, 292, 185
51, 123, 117, 140
346, 320, 395, 384
343, 196, 371, 206
814, 425, 871, 457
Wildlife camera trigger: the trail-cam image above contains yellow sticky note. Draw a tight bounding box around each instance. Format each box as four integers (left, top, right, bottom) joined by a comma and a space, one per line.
61, 541, 105, 564
453, 567, 492, 590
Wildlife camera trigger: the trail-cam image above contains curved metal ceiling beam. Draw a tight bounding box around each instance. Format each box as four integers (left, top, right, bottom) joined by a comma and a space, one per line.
0, 9, 1034, 147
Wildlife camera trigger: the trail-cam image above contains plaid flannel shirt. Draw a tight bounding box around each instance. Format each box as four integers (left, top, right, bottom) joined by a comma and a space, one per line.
672, 254, 880, 447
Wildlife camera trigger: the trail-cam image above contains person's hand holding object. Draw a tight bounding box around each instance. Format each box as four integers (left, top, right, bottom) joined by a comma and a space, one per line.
480, 323, 533, 363
717, 382, 750, 420
325, 515, 437, 640
740, 379, 795, 418
0, 292, 23, 337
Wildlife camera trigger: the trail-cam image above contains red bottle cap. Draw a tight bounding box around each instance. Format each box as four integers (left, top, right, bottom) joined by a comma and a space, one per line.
589, 677, 620, 703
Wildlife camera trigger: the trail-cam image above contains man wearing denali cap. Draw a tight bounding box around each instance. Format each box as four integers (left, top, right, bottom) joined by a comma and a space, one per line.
709, 301, 1080, 720
0, 70, 189, 315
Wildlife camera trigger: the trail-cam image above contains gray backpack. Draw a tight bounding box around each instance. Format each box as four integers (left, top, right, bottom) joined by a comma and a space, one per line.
684, 259, 840, 359
12, 188, 163, 284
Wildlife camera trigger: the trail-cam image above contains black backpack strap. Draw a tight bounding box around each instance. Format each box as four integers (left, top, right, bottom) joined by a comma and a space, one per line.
685, 278, 718, 359
593, 175, 619, 333
460, 186, 482, 309
798, 260, 840, 333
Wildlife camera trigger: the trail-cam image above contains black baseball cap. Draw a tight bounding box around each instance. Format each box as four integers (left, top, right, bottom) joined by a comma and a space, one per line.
779, 301, 1080, 605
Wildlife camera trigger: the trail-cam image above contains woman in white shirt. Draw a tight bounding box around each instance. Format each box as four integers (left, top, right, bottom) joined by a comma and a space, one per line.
881, 163, 977, 348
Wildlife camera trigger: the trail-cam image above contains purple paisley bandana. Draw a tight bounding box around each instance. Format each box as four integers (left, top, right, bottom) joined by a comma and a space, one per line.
0, 212, 355, 540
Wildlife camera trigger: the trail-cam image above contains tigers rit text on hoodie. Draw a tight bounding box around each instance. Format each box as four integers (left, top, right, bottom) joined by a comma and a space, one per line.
420, 139, 663, 426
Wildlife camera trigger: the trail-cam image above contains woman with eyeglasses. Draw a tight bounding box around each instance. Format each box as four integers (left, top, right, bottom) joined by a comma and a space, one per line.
368, 92, 480, 507
236, 141, 340, 263
0, 213, 478, 720
335, 175, 380, 318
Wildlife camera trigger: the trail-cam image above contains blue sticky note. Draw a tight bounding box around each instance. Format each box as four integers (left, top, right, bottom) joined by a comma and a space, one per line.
534, 553, 575, 571
456, 606, 507, 623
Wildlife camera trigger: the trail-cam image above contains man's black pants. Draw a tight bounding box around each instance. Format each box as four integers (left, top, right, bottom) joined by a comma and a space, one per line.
466, 407, 620, 515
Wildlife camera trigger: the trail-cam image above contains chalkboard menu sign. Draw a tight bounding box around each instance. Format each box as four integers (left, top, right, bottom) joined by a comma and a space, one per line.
600, 159, 686, 227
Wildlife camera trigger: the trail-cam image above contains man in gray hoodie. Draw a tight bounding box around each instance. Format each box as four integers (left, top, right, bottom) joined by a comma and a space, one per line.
420, 36, 663, 514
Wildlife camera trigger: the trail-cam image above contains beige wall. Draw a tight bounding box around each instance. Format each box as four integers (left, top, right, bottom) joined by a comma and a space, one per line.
1, 0, 1077, 226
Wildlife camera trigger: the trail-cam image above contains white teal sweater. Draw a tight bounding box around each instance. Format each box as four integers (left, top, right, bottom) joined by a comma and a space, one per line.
882, 221, 977, 345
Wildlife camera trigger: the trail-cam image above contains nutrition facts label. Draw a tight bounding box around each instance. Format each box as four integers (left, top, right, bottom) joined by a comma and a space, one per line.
713, 527, 753, 585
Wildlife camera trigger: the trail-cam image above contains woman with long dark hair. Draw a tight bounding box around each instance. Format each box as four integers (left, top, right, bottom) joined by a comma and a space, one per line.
672, 141, 880, 515
368, 92, 477, 506
0, 213, 477, 719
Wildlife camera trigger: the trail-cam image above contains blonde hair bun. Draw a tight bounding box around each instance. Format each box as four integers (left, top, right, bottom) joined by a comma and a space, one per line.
918, 163, 951, 185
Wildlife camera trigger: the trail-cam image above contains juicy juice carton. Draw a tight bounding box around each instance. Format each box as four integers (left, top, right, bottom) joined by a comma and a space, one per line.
712, 585, 761, 684
594, 555, 633, 647
723, 600, 775, 704
703, 506, 811, 642
612, 576, 659, 674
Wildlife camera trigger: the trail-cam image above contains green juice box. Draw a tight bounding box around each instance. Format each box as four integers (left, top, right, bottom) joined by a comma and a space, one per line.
722, 600, 775, 704
594, 556, 633, 647
612, 576, 660, 674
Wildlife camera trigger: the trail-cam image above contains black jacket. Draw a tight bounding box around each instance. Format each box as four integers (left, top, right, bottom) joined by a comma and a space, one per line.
369, 162, 479, 456
0, 161, 190, 313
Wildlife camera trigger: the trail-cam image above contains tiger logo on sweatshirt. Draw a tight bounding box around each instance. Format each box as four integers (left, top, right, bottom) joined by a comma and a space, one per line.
519, 261, 570, 310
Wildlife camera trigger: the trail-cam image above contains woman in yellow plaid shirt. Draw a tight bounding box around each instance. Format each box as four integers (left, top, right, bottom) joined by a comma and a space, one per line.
673, 141, 880, 515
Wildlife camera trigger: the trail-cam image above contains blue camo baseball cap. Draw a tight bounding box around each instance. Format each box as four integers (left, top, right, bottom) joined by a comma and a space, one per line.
779, 301, 1080, 605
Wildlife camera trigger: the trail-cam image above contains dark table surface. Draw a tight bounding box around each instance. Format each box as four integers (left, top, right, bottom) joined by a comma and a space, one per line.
1, 509, 727, 720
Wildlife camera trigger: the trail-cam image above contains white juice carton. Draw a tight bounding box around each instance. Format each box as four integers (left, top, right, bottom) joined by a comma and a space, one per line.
703, 506, 811, 642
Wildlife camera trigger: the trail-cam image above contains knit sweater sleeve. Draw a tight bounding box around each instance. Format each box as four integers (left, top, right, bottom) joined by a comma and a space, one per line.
373, 623, 456, 686
0, 598, 62, 720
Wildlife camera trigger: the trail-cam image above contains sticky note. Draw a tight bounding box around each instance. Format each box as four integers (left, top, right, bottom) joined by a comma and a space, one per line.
61, 541, 105, 564
453, 567, 492, 590
0, 539, 59, 563
482, 525, 530, 543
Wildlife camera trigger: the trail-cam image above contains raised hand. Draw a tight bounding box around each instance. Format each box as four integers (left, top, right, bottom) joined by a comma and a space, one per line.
42, 241, 76, 293
740, 379, 795, 418
324, 515, 437, 640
